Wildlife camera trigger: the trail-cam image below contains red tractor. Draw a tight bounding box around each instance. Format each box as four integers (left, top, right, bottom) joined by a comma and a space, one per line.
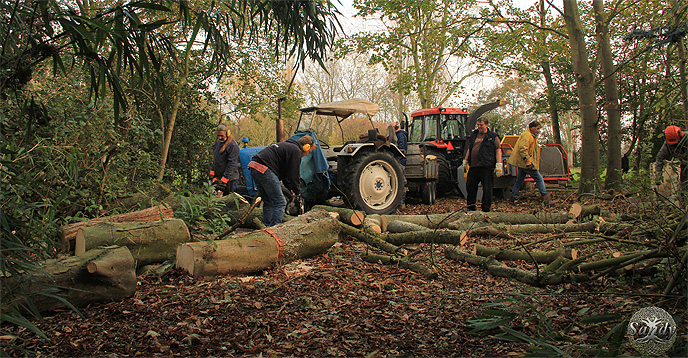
403, 100, 570, 203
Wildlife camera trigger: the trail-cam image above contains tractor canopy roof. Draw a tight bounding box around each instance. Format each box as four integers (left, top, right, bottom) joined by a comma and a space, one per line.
410, 107, 469, 117
299, 99, 380, 119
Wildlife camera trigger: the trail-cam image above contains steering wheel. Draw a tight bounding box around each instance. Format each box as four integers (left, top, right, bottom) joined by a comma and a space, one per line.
318, 140, 330, 149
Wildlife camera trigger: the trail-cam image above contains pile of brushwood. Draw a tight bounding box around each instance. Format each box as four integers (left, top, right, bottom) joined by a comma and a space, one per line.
1, 186, 686, 357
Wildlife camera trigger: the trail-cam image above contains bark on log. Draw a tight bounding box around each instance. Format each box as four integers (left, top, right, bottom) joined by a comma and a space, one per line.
360, 253, 437, 279
485, 219, 599, 235
341, 223, 402, 254
444, 247, 590, 286
545, 256, 571, 272
312, 205, 365, 226
60, 204, 174, 252
386, 220, 432, 233
175, 209, 340, 277
384, 230, 468, 246
75, 218, 191, 267
446, 212, 573, 230
472, 245, 576, 264
3, 246, 136, 314
597, 221, 634, 235
384, 213, 463, 229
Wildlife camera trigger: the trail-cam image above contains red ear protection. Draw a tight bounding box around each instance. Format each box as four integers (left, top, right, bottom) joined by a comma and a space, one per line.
302, 143, 311, 152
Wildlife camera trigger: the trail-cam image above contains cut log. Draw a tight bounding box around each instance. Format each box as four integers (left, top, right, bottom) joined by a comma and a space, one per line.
472, 245, 575, 264
75, 218, 191, 267
384, 229, 468, 246
60, 204, 174, 252
2, 246, 136, 314
384, 213, 464, 229
568, 203, 600, 220
312, 205, 365, 226
446, 212, 573, 230
176, 209, 340, 277
363, 214, 382, 234
386, 220, 431, 233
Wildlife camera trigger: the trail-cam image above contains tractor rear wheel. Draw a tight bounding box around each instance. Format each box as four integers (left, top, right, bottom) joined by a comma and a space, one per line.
342, 151, 405, 215
435, 153, 455, 197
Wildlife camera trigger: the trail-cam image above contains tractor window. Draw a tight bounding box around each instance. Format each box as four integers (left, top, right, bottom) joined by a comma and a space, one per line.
409, 114, 440, 142
442, 114, 465, 139
409, 119, 423, 142
424, 115, 439, 141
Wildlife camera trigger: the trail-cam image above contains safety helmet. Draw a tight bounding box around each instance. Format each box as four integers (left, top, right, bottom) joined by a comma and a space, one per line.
665, 125, 684, 144
216, 123, 230, 137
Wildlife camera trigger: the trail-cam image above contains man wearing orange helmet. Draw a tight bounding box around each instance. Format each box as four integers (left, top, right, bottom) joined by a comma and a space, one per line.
654, 125, 686, 191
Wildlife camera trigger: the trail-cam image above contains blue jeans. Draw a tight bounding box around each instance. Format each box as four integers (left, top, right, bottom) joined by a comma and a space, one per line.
511, 167, 547, 199
250, 168, 286, 226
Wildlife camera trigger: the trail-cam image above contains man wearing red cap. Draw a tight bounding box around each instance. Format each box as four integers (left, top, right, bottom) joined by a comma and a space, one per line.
654, 125, 686, 192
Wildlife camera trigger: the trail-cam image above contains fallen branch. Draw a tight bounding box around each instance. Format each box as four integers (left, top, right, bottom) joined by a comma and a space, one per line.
472, 245, 577, 264
360, 253, 437, 279
444, 247, 590, 286
383, 229, 468, 246
340, 223, 402, 255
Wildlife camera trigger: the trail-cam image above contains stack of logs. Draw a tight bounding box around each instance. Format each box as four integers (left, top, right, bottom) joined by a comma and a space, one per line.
6, 194, 685, 314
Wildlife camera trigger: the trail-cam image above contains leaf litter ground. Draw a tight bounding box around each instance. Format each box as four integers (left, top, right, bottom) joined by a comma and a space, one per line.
4, 189, 686, 357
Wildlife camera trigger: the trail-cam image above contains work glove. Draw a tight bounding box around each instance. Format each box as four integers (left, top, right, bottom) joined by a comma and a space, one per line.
210, 170, 216, 181
462, 160, 469, 181
495, 163, 503, 177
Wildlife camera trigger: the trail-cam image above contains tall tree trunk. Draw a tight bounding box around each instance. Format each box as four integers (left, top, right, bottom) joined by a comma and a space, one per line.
563, 0, 601, 194
539, 0, 562, 145
542, 62, 563, 145
593, 0, 623, 190
157, 92, 181, 181
675, 1, 688, 128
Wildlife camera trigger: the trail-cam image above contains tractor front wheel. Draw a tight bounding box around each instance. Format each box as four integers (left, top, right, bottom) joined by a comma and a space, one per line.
342, 151, 405, 215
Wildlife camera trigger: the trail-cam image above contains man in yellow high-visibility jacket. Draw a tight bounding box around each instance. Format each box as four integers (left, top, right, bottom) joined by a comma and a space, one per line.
508, 121, 552, 205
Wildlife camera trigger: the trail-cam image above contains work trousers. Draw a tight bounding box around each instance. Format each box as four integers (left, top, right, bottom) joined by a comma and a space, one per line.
249, 167, 286, 226
466, 166, 494, 212
511, 167, 547, 199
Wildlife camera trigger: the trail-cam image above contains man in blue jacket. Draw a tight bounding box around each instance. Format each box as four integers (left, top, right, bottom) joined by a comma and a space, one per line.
462, 118, 502, 212
247, 135, 315, 226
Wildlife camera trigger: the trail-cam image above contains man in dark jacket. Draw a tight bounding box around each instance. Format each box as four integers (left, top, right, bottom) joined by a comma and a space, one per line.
462, 118, 502, 212
247, 135, 315, 226
211, 124, 240, 195
654, 125, 686, 193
